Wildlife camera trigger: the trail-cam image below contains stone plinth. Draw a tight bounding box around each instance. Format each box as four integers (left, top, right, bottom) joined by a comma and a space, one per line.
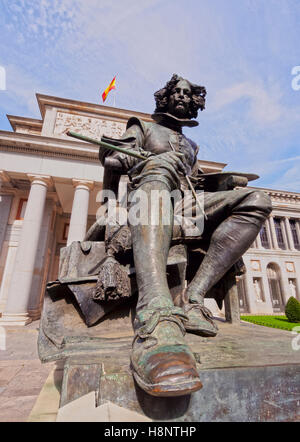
37, 290, 300, 421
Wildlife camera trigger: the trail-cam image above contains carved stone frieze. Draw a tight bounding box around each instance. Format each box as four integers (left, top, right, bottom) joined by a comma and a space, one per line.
266, 190, 300, 205
54, 112, 126, 140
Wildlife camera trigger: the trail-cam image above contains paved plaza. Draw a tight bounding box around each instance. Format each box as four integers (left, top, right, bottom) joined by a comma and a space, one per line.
0, 321, 55, 422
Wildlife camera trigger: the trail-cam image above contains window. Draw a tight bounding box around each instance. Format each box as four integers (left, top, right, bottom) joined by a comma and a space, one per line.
286, 262, 295, 273
267, 263, 284, 312
274, 218, 286, 249
289, 220, 300, 250
260, 224, 270, 249
16, 198, 28, 220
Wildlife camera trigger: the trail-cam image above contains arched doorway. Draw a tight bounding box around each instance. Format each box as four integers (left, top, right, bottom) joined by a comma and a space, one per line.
267, 263, 284, 312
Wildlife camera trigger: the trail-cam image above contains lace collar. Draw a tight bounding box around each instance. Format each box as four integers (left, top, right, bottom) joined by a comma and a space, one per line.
151, 112, 199, 129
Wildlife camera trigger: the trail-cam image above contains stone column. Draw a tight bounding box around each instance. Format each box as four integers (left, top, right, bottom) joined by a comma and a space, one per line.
256, 231, 262, 249
0, 171, 13, 255
269, 216, 279, 250
28, 199, 56, 320
67, 180, 94, 246
280, 218, 288, 250
265, 219, 272, 249
284, 217, 296, 251
0, 175, 52, 326
296, 221, 300, 247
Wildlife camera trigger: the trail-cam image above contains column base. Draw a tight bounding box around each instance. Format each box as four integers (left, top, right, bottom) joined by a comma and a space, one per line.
0, 312, 32, 326
28, 309, 41, 321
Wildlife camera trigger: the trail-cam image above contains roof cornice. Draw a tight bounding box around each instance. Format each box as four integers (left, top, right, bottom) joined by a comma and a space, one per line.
0, 130, 98, 161
6, 115, 43, 132
249, 186, 300, 199
36, 93, 154, 123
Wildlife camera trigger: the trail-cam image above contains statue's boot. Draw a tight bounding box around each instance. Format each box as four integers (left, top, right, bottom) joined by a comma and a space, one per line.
184, 197, 271, 336
129, 181, 202, 396
131, 307, 202, 396
182, 297, 219, 337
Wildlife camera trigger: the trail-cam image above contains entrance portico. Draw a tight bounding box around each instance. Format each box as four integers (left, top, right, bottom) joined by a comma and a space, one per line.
0, 170, 99, 326
1, 175, 51, 325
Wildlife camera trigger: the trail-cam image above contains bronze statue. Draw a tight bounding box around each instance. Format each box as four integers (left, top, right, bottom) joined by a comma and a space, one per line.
81, 74, 272, 396
40, 74, 272, 399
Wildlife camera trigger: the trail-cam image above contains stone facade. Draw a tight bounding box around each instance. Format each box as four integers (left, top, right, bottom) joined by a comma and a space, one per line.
237, 190, 300, 315
0, 94, 299, 325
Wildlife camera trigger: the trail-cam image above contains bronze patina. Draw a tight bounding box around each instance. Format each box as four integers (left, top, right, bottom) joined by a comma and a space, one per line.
41, 74, 272, 398
81, 75, 271, 396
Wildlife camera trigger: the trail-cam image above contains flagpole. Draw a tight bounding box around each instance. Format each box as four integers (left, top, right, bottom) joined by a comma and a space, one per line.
113, 87, 116, 107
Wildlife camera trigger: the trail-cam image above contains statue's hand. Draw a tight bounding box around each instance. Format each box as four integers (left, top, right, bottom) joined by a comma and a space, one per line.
154, 151, 187, 176
105, 147, 154, 172
129, 151, 187, 190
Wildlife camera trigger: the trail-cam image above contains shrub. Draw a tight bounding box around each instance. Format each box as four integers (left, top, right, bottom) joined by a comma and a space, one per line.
285, 297, 300, 323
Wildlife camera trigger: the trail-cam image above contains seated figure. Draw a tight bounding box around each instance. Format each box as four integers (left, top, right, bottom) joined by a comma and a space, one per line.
83, 74, 272, 397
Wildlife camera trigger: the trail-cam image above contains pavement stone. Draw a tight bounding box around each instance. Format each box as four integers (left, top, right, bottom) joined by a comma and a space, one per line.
0, 320, 54, 422
28, 367, 64, 422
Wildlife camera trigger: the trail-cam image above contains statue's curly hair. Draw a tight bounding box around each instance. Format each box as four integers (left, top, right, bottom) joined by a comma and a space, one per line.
154, 74, 206, 119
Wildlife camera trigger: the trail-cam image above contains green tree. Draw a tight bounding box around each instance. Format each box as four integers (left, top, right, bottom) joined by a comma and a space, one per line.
285, 296, 300, 323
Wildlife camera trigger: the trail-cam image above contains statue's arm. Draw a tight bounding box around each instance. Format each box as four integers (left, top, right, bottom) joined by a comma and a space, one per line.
102, 124, 146, 174
85, 124, 146, 242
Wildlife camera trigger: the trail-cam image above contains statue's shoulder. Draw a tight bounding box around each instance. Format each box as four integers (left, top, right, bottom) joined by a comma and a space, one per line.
126, 117, 154, 135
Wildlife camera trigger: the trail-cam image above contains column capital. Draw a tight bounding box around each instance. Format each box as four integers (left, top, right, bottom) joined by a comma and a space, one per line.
0, 170, 11, 183
72, 179, 94, 191
27, 174, 53, 187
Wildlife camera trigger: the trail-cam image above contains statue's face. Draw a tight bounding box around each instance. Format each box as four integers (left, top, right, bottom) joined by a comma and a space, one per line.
167, 79, 192, 118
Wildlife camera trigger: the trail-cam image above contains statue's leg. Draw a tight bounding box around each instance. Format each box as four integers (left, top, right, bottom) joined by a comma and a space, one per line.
129, 180, 202, 396
183, 189, 272, 336
131, 181, 174, 313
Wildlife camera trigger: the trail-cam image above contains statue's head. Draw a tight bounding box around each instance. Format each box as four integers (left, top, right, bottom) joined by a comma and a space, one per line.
154, 74, 206, 120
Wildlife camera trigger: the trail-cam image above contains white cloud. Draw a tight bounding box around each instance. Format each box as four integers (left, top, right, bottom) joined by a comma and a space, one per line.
0, 0, 299, 192
210, 81, 282, 125
4, 64, 50, 115
270, 163, 300, 191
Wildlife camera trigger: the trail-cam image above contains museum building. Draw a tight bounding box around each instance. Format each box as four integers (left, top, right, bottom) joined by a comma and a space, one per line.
0, 93, 299, 326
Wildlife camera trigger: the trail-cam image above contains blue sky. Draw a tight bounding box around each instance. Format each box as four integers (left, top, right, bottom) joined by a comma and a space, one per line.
0, 0, 299, 191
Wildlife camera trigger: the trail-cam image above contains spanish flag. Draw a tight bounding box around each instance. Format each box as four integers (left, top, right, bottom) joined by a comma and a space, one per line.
102, 76, 116, 102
